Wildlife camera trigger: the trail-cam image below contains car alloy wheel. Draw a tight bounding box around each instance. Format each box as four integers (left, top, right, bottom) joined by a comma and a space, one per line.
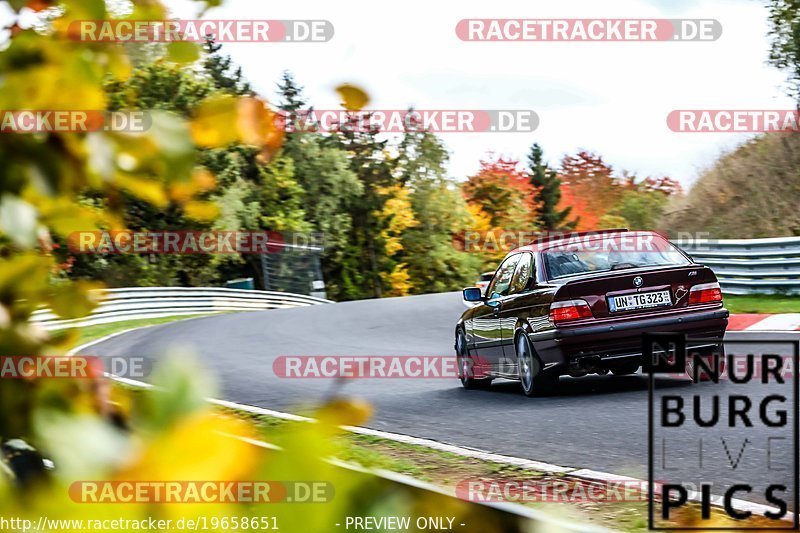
516, 334, 558, 397
517, 335, 535, 394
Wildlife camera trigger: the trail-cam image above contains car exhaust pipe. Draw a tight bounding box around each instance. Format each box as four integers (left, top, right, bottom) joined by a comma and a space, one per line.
568, 367, 588, 378
571, 355, 604, 376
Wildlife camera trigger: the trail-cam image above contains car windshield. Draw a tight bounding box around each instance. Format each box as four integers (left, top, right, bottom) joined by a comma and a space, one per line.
543, 238, 690, 279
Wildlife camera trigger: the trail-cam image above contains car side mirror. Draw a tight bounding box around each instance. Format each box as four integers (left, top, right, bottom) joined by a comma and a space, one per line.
462, 287, 484, 302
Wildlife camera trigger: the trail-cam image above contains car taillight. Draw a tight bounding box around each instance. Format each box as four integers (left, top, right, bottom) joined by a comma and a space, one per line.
549, 299, 593, 323
688, 282, 723, 304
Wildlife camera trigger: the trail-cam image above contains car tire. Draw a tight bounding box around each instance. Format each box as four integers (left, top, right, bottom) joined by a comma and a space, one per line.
516, 334, 558, 397
456, 329, 493, 389
687, 344, 726, 382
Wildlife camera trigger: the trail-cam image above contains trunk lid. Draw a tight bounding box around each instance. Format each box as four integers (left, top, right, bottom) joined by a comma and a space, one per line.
559, 265, 717, 319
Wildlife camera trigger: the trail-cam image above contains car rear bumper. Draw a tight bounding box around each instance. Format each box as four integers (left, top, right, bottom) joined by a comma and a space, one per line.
528, 307, 729, 372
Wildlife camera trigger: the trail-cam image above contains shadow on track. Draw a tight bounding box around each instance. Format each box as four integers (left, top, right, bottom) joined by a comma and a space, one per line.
449, 373, 695, 399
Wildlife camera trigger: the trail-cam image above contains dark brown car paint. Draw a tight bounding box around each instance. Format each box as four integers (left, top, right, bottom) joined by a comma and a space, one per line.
457, 235, 729, 381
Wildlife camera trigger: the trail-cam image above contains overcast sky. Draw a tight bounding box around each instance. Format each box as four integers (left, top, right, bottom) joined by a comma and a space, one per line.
51, 1, 800, 186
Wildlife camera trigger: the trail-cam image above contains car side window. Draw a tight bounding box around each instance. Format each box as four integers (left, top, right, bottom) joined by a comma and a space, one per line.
486, 254, 521, 299
509, 253, 533, 294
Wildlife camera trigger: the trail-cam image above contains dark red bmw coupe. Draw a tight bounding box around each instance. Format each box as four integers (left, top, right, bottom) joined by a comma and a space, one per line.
456, 229, 728, 396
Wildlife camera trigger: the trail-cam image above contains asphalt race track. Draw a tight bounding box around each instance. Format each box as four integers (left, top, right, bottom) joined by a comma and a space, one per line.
86, 292, 798, 508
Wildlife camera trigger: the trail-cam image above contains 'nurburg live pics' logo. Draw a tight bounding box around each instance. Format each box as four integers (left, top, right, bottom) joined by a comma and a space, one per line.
646, 333, 799, 530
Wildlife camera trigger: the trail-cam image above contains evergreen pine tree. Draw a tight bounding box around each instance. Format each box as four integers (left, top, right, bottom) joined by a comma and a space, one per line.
527, 143, 575, 231
202, 38, 252, 96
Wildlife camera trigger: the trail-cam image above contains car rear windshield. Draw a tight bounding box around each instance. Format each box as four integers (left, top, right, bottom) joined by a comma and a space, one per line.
543, 237, 690, 280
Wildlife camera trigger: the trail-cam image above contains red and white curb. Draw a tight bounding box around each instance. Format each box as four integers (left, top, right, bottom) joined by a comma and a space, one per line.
728, 313, 800, 331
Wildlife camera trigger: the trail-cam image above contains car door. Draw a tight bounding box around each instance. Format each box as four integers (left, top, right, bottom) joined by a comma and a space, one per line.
497, 253, 535, 374
469, 254, 521, 371
499, 253, 556, 370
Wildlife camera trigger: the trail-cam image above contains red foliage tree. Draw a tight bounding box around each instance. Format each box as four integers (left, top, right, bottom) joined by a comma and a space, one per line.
557, 151, 623, 231
462, 156, 538, 229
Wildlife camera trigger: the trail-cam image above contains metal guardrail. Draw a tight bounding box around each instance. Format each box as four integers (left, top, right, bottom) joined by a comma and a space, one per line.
32, 287, 331, 330
676, 236, 800, 295
28, 236, 800, 329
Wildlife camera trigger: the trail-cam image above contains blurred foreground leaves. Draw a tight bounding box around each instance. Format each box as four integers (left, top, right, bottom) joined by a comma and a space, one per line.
0, 1, 395, 531
0, 2, 526, 532
0, 2, 541, 532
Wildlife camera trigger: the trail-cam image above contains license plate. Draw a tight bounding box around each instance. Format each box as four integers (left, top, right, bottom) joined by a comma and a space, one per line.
608, 290, 672, 312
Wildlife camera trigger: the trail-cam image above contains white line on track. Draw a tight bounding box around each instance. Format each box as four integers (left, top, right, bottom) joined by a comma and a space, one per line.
72, 325, 791, 522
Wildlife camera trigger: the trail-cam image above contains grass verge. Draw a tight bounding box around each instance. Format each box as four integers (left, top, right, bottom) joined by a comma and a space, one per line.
724, 294, 799, 314
74, 314, 219, 347
226, 408, 784, 532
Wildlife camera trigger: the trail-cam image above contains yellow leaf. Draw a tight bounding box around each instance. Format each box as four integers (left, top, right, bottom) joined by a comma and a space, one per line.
48, 281, 104, 320
184, 200, 220, 222
167, 181, 195, 204
236, 97, 284, 160
167, 41, 200, 64
192, 168, 217, 191
114, 174, 168, 208
335, 83, 370, 111
190, 95, 239, 148
0, 254, 50, 299
38, 200, 104, 239
381, 264, 413, 296
168, 169, 214, 204
107, 46, 133, 81
121, 412, 259, 483
2, 63, 107, 111
316, 398, 373, 427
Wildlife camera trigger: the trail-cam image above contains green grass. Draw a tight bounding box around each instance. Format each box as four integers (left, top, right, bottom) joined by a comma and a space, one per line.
75, 314, 218, 346
724, 294, 800, 314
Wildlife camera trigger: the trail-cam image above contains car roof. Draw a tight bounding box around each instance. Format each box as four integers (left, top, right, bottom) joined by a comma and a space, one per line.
510, 229, 665, 254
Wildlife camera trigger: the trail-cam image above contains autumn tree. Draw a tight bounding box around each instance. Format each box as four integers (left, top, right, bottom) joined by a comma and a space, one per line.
462, 157, 535, 230
557, 151, 622, 231
395, 126, 479, 294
